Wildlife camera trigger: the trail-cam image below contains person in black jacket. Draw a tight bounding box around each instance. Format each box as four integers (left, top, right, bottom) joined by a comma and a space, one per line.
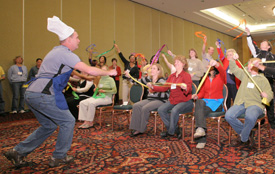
114, 44, 139, 104
246, 27, 275, 129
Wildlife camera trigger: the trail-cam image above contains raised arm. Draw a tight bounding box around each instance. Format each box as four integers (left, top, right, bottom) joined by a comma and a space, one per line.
162, 54, 173, 70
74, 62, 117, 77
245, 27, 259, 58
202, 36, 207, 54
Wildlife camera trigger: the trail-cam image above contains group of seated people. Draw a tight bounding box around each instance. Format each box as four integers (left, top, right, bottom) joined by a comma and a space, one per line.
64, 30, 274, 150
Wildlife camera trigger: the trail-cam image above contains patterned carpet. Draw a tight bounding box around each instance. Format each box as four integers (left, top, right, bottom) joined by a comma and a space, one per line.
0, 111, 275, 173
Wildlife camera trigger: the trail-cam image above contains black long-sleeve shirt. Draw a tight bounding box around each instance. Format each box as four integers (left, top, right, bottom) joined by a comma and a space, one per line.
118, 52, 139, 79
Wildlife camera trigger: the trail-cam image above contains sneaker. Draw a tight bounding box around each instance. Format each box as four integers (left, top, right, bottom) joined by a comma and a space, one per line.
194, 127, 206, 138
49, 156, 74, 167
19, 110, 25, 114
196, 143, 206, 149
4, 149, 26, 167
10, 110, 17, 114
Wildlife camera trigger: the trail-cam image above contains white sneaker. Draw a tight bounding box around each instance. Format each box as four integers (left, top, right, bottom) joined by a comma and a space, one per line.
196, 143, 206, 149
19, 110, 25, 114
194, 127, 205, 138
10, 110, 17, 114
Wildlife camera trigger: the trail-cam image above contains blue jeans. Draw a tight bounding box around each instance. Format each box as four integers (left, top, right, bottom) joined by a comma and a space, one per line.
158, 100, 193, 135
225, 104, 264, 142
0, 81, 5, 113
14, 91, 75, 159
11, 82, 26, 111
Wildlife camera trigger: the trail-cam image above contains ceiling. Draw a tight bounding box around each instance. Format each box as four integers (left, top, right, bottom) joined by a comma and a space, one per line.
130, 0, 275, 41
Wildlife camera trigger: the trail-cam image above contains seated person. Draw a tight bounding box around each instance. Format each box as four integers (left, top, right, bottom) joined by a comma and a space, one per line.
66, 71, 95, 119
78, 65, 117, 128
225, 55, 273, 147
129, 64, 169, 137
191, 59, 226, 149
148, 55, 193, 139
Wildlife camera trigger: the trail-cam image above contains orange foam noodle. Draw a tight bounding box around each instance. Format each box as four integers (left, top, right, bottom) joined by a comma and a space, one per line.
195, 31, 207, 44
227, 19, 247, 40
233, 32, 244, 40
134, 53, 146, 62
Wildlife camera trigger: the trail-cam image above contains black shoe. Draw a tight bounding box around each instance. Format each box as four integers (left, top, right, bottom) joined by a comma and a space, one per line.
160, 131, 168, 138
160, 131, 173, 138
175, 127, 182, 139
4, 149, 27, 167
130, 131, 143, 137
48, 156, 74, 167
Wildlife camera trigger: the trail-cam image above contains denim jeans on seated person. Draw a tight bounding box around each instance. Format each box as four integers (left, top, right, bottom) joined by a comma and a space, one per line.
225, 103, 264, 142
14, 91, 75, 159
158, 100, 193, 135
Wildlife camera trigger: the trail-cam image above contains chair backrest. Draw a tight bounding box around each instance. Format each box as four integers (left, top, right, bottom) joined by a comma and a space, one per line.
129, 84, 144, 104
222, 84, 228, 111
192, 83, 197, 95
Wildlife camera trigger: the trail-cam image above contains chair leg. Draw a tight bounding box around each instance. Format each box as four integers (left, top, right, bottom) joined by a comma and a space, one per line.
112, 110, 114, 131
217, 118, 221, 146
191, 116, 195, 143
99, 109, 102, 128
182, 114, 185, 140
154, 113, 157, 136
228, 126, 232, 145
258, 121, 261, 150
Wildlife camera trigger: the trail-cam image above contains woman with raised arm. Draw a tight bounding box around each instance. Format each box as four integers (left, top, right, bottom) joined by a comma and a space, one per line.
191, 59, 226, 149
147, 55, 193, 139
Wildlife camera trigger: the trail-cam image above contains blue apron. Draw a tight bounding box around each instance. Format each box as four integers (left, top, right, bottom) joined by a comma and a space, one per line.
52, 69, 73, 110
26, 64, 73, 110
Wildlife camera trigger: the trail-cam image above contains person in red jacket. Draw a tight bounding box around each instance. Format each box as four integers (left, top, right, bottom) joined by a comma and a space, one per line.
191, 59, 226, 149
109, 58, 121, 104
216, 42, 241, 109
147, 55, 193, 139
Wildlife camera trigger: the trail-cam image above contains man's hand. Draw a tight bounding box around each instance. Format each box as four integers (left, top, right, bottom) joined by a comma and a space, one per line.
109, 69, 117, 76
245, 27, 250, 35
261, 92, 268, 98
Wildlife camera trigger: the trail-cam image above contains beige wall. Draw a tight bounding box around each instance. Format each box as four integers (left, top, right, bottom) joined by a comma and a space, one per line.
0, 0, 239, 112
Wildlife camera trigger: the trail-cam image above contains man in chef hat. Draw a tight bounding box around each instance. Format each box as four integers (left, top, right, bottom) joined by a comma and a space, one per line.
3, 16, 117, 168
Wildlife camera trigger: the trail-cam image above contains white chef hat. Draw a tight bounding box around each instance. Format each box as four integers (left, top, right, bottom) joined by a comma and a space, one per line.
47, 16, 75, 41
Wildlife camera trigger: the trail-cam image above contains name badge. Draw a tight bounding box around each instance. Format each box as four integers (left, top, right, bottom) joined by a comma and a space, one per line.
18, 72, 22, 75
227, 69, 231, 74
171, 84, 176, 89
188, 67, 193, 71
262, 58, 266, 62
98, 84, 103, 88
247, 82, 254, 89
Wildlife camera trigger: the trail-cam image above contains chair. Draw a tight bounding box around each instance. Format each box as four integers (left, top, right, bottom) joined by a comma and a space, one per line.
228, 109, 271, 150
96, 94, 115, 128
150, 108, 164, 136
180, 83, 197, 140
191, 84, 228, 146
112, 84, 144, 131
151, 83, 197, 137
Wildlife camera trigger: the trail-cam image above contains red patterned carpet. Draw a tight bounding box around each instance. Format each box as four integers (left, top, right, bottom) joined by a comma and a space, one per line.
0, 112, 275, 173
